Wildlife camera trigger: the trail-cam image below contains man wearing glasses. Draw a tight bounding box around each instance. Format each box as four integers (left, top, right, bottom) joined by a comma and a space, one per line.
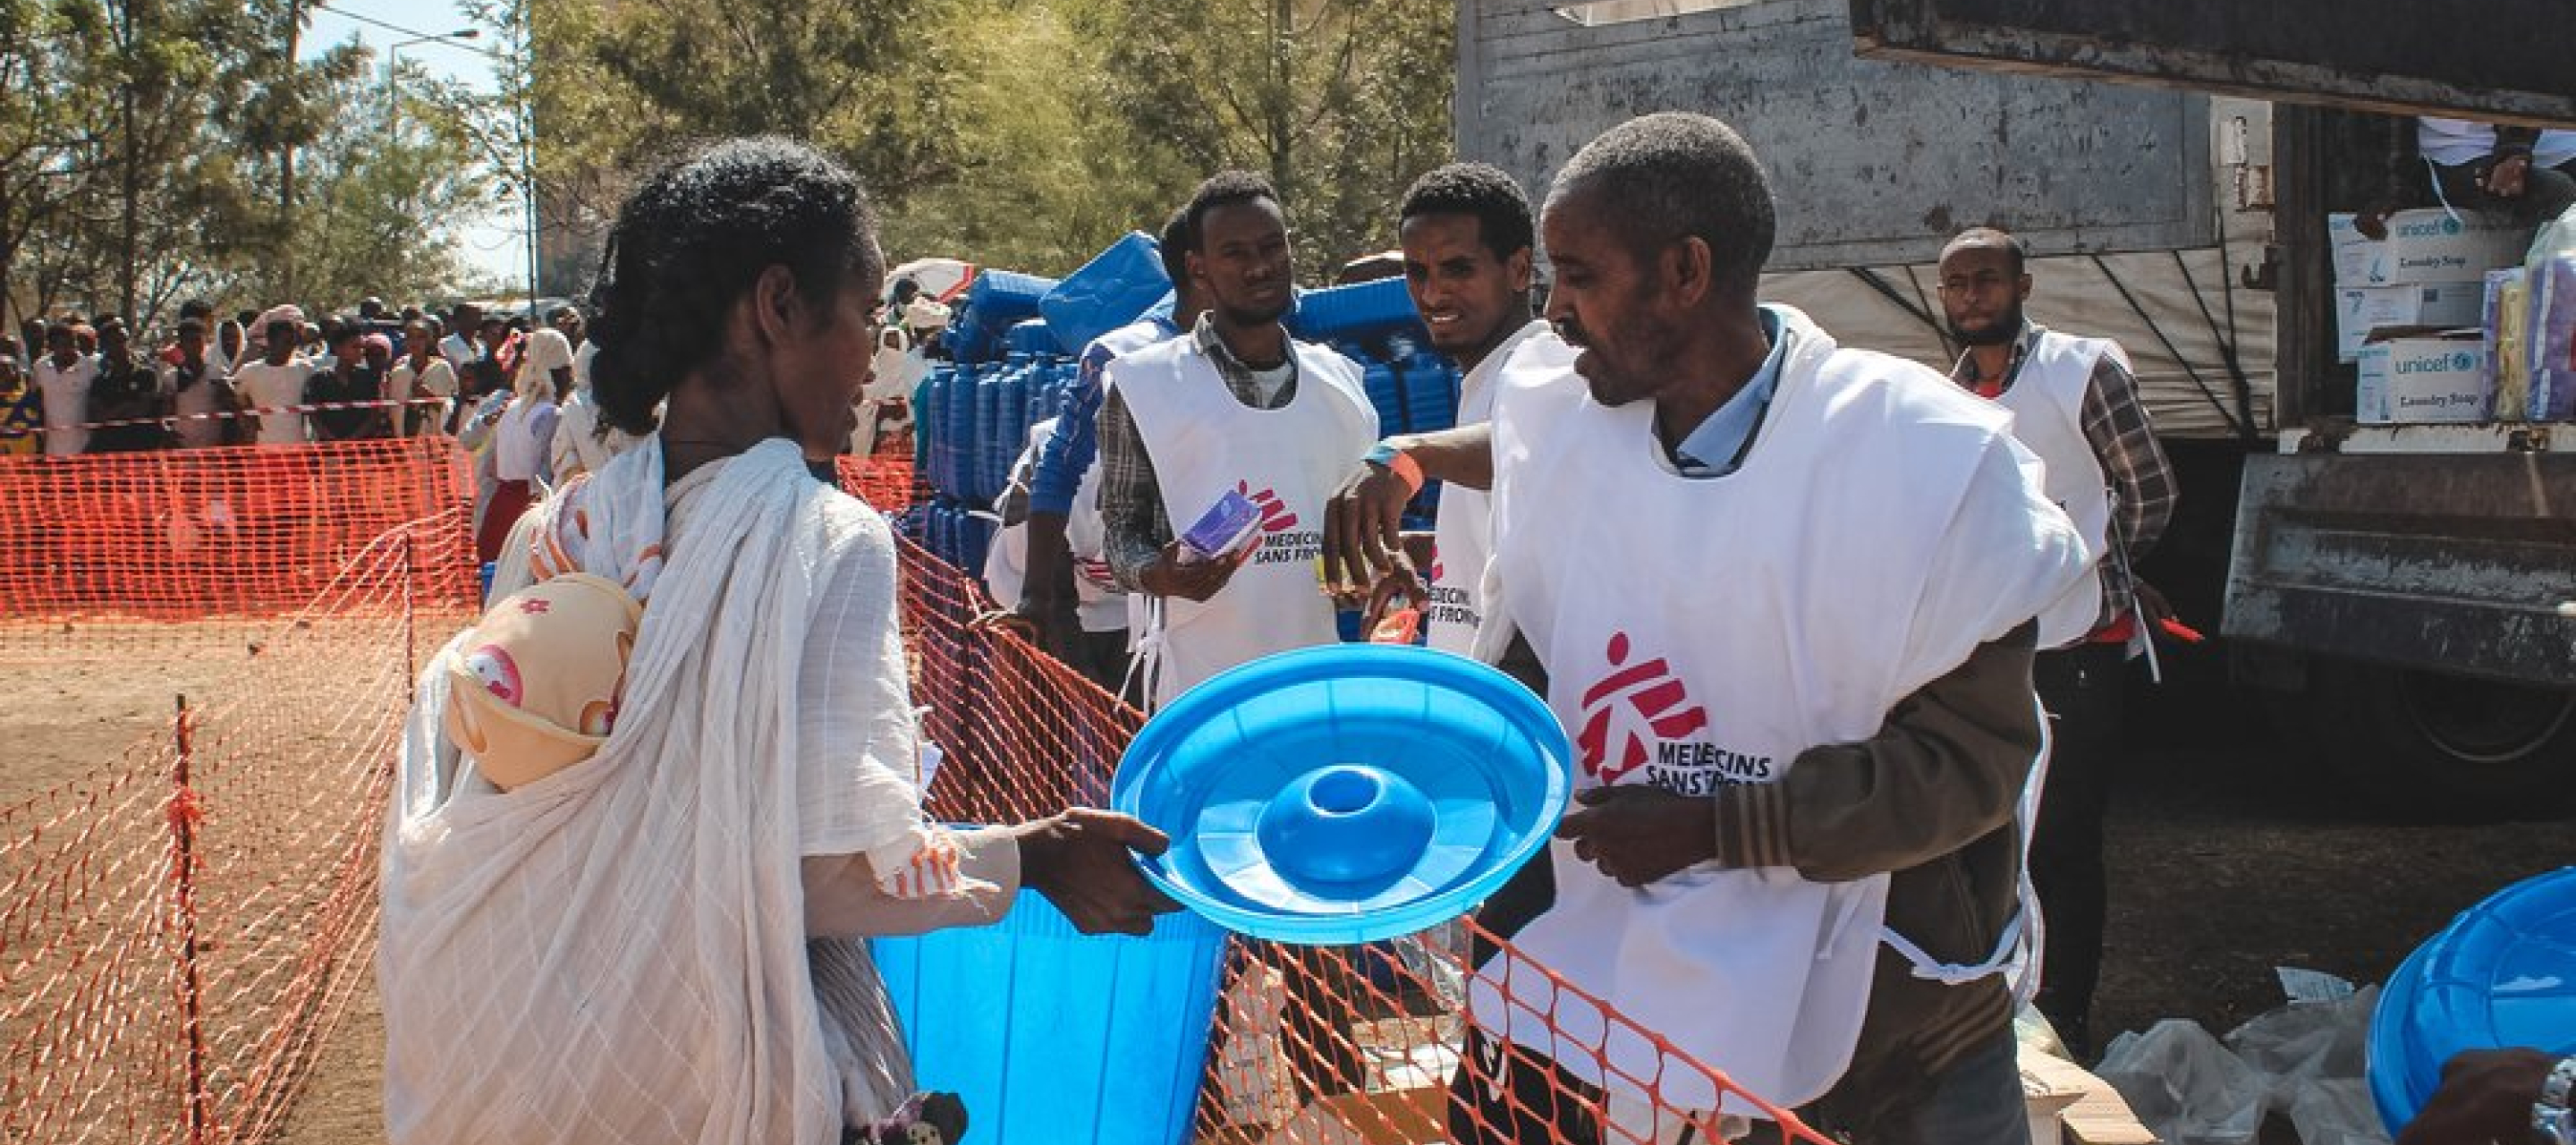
1937, 226, 2177, 1059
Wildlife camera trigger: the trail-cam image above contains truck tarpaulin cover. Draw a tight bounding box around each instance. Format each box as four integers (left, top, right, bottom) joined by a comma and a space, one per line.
1848, 0, 2576, 125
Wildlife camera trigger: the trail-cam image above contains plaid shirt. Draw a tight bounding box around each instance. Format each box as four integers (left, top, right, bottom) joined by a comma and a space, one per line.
1952, 322, 2176, 631
1097, 314, 1301, 591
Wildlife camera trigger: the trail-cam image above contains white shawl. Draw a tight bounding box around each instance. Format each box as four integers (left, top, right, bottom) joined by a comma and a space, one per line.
381, 437, 920, 1145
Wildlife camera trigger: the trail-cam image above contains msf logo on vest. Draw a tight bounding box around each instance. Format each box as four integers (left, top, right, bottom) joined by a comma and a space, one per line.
1241, 480, 1324, 566
1577, 632, 1774, 793
1427, 561, 1478, 631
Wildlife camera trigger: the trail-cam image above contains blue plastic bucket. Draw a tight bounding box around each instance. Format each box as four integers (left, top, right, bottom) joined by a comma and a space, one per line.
872, 888, 1227, 1145
1114, 644, 1572, 946
2368, 866, 2576, 1133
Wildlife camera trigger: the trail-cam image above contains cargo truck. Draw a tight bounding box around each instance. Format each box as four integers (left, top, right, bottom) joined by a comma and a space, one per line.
1453, 0, 2576, 817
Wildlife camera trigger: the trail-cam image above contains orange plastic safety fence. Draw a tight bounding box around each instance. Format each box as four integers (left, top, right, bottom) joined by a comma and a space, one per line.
0, 505, 470, 1144
0, 437, 477, 626
884, 522, 1834, 1145
0, 438, 1830, 1145
834, 448, 925, 519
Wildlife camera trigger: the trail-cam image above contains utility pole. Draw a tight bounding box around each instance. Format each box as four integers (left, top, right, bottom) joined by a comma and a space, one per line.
119, 0, 146, 324
278, 0, 309, 303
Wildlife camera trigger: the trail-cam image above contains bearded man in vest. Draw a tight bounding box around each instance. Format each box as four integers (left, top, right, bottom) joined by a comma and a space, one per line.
1328, 113, 2091, 1145
1939, 226, 2178, 1059
1094, 171, 1377, 710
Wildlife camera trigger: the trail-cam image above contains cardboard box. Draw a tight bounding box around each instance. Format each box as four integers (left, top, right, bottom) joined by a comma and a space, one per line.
2021, 1046, 2159, 1145
2328, 210, 2532, 286
1199, 1086, 1448, 1145
2358, 335, 2491, 423
2334, 281, 2486, 362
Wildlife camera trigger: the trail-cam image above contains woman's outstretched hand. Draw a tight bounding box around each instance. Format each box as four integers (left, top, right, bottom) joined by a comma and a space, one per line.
1017, 809, 1182, 937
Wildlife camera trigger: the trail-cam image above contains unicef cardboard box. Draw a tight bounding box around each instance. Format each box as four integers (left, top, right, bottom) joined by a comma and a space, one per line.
2357, 335, 2491, 423
2328, 210, 2532, 286
2334, 281, 2486, 362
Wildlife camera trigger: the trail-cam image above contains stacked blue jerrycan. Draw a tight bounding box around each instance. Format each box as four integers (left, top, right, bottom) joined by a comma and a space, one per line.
1039, 232, 1173, 356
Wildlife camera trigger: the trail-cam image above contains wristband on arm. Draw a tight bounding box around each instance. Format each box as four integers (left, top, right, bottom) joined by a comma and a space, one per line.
1365, 441, 1425, 496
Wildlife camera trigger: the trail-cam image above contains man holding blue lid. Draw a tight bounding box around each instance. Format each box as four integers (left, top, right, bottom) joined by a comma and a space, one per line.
1095, 171, 1377, 710
1333, 113, 2089, 1145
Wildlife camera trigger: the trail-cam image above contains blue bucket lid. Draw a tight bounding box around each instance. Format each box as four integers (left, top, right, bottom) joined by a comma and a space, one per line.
1111, 644, 1572, 946
2368, 866, 2576, 1133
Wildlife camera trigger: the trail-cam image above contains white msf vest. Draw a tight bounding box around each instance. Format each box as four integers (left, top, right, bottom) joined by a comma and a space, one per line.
987, 419, 1126, 634
1993, 331, 2120, 648
1060, 447, 1127, 634
1469, 308, 2088, 1118
1427, 323, 1569, 658
1114, 335, 1376, 708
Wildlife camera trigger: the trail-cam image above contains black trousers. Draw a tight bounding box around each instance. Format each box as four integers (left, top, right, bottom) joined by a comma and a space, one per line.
2028, 640, 2128, 1052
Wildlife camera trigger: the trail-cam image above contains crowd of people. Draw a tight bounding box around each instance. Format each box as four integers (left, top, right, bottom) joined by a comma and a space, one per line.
3, 298, 566, 455
28, 112, 2547, 1145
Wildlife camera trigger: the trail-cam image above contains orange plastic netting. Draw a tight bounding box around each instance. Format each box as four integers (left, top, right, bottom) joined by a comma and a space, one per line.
0, 436, 477, 625
0, 439, 1821, 1145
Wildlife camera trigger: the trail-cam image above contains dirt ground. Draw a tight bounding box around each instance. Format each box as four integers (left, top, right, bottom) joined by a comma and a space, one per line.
5, 631, 2572, 1144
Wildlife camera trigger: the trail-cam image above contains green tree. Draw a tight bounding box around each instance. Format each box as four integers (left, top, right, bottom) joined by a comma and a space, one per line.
284, 61, 487, 309
487, 0, 977, 297
875, 0, 1200, 275
1076, 0, 1456, 278
0, 0, 113, 328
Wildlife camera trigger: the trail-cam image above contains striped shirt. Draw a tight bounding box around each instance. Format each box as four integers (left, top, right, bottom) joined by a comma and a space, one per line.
1096, 314, 1302, 591
1950, 322, 2175, 630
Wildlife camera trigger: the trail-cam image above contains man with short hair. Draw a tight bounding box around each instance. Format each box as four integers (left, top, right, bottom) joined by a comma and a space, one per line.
164, 299, 232, 378
305, 327, 390, 441
1096, 172, 1377, 709
236, 318, 313, 446
1938, 225, 2175, 1057
1332, 114, 2089, 1145
440, 302, 483, 370
1002, 208, 1207, 688
167, 318, 234, 448
1329, 161, 1569, 657
33, 322, 100, 456
86, 318, 169, 453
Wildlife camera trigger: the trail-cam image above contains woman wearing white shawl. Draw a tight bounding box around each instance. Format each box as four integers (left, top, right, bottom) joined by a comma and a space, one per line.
381, 139, 1177, 1145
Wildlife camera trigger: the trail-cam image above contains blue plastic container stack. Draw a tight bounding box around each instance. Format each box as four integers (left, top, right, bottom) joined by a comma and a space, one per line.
959, 270, 1060, 344
1039, 232, 1171, 355
1395, 351, 1462, 435
1285, 276, 1418, 344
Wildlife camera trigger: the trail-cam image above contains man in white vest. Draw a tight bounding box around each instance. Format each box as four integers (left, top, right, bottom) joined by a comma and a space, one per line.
1338, 114, 2090, 1145
1094, 171, 1377, 710
1939, 226, 2177, 1058
1321, 162, 1573, 659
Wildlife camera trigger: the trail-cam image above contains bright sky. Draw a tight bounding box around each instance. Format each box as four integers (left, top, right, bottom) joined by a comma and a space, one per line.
302, 0, 527, 291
